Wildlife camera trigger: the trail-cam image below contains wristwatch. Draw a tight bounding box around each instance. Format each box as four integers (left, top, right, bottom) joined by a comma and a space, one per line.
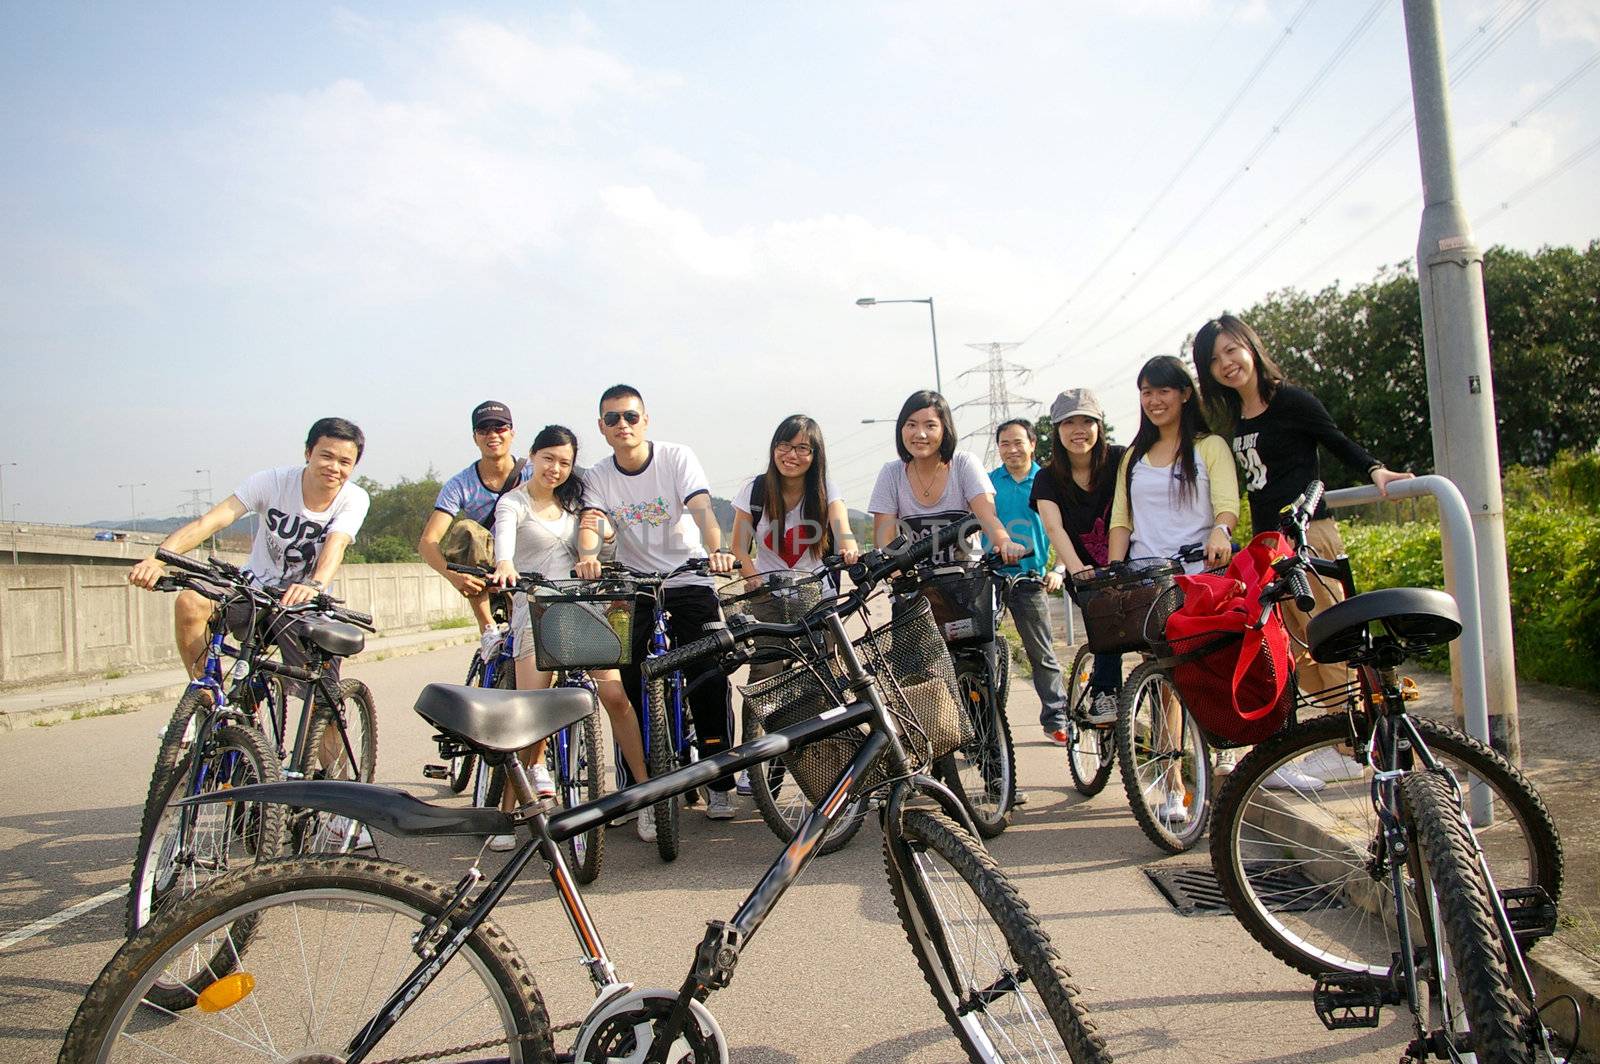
303, 578, 324, 591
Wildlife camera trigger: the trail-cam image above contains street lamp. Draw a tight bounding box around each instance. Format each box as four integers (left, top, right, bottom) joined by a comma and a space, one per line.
855, 296, 942, 394
2, 462, 16, 565
117, 482, 147, 534
196, 468, 215, 552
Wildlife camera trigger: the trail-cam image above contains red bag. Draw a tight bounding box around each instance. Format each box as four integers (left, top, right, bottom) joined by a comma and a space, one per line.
1158, 532, 1295, 746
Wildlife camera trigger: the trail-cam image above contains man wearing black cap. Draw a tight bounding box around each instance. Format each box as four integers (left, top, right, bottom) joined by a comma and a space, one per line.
418, 400, 531, 661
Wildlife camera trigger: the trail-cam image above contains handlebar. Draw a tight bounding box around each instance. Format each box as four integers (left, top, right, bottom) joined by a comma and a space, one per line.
641, 626, 736, 681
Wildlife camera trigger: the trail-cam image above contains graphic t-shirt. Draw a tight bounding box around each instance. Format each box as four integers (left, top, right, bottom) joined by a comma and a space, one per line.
434, 461, 533, 528
1232, 385, 1378, 532
1028, 446, 1126, 569
582, 441, 712, 587
234, 466, 370, 586
867, 451, 992, 565
732, 476, 842, 572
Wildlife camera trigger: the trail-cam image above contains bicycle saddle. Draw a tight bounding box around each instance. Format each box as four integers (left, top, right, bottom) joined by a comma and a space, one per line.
301, 617, 366, 657
413, 683, 595, 753
1307, 587, 1462, 664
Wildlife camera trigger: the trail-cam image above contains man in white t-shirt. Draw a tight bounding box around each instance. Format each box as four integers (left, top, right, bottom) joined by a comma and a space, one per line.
577, 384, 741, 820
129, 418, 372, 680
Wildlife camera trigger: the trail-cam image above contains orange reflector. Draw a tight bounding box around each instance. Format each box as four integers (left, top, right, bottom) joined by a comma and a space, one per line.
196, 972, 255, 1012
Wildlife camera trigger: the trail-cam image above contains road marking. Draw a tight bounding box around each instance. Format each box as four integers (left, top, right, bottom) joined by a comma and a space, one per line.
0, 885, 128, 952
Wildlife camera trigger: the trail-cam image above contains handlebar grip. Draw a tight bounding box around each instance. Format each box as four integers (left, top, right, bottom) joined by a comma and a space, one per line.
156, 548, 211, 575
905, 516, 978, 569
337, 607, 375, 627
641, 628, 735, 681
446, 563, 489, 577
1287, 568, 1316, 613
1301, 480, 1325, 518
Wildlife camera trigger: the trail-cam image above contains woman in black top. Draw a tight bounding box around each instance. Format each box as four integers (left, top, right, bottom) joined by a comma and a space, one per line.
1193, 315, 1412, 782
1031, 388, 1127, 728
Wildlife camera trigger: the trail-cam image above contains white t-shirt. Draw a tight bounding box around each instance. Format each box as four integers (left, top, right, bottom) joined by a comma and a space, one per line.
867, 451, 991, 564
492, 492, 580, 579
1127, 452, 1215, 575
582, 441, 712, 587
234, 466, 370, 586
732, 476, 842, 573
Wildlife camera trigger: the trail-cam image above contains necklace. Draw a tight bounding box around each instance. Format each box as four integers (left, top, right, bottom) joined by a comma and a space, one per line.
908, 462, 945, 500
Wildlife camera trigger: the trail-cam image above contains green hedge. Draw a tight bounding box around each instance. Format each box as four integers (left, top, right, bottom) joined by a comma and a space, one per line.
1340, 497, 1600, 692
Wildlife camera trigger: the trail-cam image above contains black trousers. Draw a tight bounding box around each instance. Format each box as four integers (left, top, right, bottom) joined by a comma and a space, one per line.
620, 583, 735, 792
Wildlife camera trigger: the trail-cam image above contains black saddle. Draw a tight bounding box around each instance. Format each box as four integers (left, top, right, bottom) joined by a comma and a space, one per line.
414, 683, 595, 753
301, 617, 366, 657
1307, 587, 1462, 664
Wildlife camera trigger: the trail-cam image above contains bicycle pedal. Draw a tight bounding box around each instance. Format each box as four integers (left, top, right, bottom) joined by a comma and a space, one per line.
422, 764, 449, 780
1312, 973, 1392, 1030
1499, 885, 1558, 946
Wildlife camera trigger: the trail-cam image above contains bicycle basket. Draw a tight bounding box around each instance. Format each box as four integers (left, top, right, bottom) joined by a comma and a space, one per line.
740, 596, 966, 804
910, 564, 996, 646
530, 585, 638, 671
717, 570, 831, 660
1073, 558, 1181, 655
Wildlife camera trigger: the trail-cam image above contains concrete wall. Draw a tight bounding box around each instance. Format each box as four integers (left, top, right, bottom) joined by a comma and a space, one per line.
0, 562, 471, 690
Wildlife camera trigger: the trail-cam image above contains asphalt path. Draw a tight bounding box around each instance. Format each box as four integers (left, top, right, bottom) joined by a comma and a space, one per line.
1, 642, 1419, 1063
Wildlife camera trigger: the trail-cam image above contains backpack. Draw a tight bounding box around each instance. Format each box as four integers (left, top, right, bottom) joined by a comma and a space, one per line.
439, 459, 527, 568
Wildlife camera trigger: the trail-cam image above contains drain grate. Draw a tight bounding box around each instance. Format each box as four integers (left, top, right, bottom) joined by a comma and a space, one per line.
1145, 864, 1346, 917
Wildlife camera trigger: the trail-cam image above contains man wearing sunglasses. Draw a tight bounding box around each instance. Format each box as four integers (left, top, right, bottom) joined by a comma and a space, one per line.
578, 384, 741, 820
419, 400, 532, 662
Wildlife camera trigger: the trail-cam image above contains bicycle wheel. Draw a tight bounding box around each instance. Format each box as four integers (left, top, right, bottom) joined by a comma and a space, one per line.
1403, 771, 1535, 1063
645, 675, 680, 862
939, 653, 1016, 839
549, 709, 605, 884
477, 660, 519, 809
884, 809, 1112, 1063
994, 632, 1012, 718
1114, 661, 1211, 853
124, 720, 285, 1011
62, 857, 553, 1063
294, 679, 379, 853
449, 655, 488, 793
1064, 646, 1114, 797
1210, 712, 1562, 979
742, 705, 868, 856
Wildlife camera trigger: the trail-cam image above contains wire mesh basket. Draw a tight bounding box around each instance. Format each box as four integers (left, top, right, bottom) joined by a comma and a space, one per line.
717, 569, 832, 660
1073, 558, 1182, 654
912, 563, 997, 646
530, 583, 639, 671
739, 595, 966, 804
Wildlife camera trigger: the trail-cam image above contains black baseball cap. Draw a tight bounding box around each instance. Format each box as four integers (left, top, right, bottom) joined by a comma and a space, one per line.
471, 400, 513, 429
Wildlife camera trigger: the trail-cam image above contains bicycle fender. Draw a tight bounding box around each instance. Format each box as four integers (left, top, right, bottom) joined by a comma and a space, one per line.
176, 780, 514, 838
887, 773, 984, 842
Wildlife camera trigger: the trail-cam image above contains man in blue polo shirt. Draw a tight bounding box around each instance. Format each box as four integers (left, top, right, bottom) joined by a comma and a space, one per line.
984, 419, 1071, 744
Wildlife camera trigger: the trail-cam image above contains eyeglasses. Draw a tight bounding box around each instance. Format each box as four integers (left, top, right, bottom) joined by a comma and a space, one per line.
774, 442, 814, 458
602, 410, 642, 427
474, 422, 511, 435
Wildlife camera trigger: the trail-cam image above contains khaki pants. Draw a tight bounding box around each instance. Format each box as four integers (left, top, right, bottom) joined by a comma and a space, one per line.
1284, 517, 1350, 708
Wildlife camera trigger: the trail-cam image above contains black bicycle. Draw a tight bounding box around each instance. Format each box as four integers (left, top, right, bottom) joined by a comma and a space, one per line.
63, 525, 1111, 1064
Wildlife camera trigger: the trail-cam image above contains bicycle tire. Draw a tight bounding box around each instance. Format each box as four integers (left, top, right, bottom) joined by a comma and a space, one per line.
293, 679, 379, 853
1064, 645, 1114, 797
450, 654, 488, 793
1114, 661, 1211, 853
124, 720, 285, 1011
994, 631, 1012, 718
742, 704, 868, 856
478, 659, 520, 809
939, 653, 1016, 839
62, 857, 553, 1063
645, 674, 680, 862
1210, 712, 1562, 979
883, 808, 1112, 1063
1403, 771, 1535, 1063
550, 709, 605, 884
130, 689, 213, 848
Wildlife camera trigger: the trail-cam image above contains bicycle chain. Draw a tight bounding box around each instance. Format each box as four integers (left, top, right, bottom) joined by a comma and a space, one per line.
366, 1017, 583, 1064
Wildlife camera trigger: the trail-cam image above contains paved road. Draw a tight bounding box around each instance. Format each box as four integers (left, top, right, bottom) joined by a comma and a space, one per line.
2, 642, 1420, 1063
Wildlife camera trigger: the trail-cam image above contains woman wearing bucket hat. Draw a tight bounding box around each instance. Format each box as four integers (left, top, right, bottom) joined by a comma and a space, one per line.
1031, 388, 1127, 732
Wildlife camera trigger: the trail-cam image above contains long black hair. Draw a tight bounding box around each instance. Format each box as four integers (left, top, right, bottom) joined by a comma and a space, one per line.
1124, 355, 1208, 505
1192, 314, 1285, 433
759, 414, 832, 558
529, 425, 585, 515
894, 390, 958, 464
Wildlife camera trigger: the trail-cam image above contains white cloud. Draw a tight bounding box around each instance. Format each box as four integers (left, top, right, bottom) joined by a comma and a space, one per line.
1538, 0, 1600, 45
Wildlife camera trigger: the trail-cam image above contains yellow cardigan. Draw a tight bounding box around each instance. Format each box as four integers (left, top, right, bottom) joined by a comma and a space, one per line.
1108, 433, 1240, 534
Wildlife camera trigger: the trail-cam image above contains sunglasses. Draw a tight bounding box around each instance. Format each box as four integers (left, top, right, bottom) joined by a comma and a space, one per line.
602, 410, 643, 427
474, 422, 511, 435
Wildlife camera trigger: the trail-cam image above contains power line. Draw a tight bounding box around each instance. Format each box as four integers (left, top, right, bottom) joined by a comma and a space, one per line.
1476, 131, 1600, 228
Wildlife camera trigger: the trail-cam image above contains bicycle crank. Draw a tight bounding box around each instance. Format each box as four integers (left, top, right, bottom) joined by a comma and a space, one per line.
571, 986, 728, 1064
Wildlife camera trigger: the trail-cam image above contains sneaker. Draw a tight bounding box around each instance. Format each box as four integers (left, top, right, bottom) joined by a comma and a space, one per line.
1156, 790, 1188, 822
1086, 692, 1119, 726
637, 805, 657, 842
479, 628, 503, 663
529, 762, 556, 799
1301, 748, 1365, 783
706, 789, 736, 820
1264, 764, 1327, 792
1045, 728, 1069, 747
1214, 749, 1237, 775
735, 770, 753, 796
487, 833, 517, 852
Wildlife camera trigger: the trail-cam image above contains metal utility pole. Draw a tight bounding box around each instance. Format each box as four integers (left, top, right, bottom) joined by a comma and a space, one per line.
855, 296, 943, 394
118, 482, 147, 535
1, 461, 16, 565
195, 468, 216, 552
957, 342, 1038, 466
1402, 0, 1519, 762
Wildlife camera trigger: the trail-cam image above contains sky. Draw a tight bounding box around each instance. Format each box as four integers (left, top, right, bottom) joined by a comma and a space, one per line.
2, 0, 1597, 527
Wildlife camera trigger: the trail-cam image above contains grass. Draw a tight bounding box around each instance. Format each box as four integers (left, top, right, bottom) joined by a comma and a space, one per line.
429, 616, 474, 630
32, 704, 140, 728
102, 667, 128, 680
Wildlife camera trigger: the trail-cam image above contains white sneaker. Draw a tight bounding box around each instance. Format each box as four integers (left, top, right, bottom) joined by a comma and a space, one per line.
735, 770, 753, 796
1086, 691, 1119, 726
479, 628, 503, 663
1156, 790, 1188, 822
1301, 748, 1365, 783
1214, 749, 1237, 775
706, 789, 736, 820
637, 805, 657, 842
529, 762, 556, 798
1264, 764, 1327, 792
487, 833, 517, 852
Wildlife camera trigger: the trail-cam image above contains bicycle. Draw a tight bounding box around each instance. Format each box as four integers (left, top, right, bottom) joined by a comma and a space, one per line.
62, 524, 1113, 1064
1204, 483, 1569, 1060
427, 587, 517, 799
